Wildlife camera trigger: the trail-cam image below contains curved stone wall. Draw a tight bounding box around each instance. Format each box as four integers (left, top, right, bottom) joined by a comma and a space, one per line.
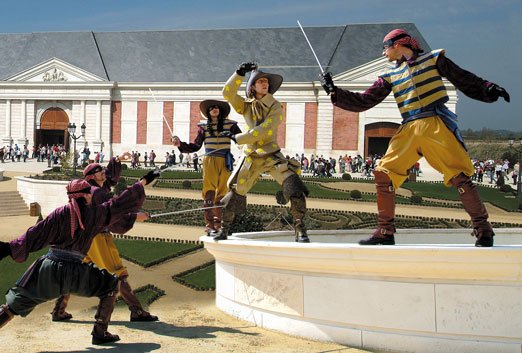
202, 229, 522, 353
16, 176, 68, 215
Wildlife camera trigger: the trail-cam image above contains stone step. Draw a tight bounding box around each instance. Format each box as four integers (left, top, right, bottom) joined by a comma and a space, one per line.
0, 191, 29, 217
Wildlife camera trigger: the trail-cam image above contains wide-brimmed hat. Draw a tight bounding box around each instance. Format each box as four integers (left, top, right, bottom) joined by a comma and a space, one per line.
245, 70, 283, 97
199, 100, 231, 119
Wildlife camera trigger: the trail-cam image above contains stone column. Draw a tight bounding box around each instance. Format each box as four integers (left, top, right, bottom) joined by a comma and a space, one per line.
2, 100, 12, 146
91, 100, 103, 153
18, 100, 28, 146
315, 97, 334, 157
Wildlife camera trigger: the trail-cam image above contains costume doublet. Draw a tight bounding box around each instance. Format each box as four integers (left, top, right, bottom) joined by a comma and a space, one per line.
178, 119, 241, 200
223, 72, 300, 194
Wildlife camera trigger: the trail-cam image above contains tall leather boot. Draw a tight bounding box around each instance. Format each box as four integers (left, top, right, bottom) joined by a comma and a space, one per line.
203, 191, 216, 235
289, 196, 310, 243
283, 174, 310, 243
359, 170, 396, 245
213, 200, 223, 232
211, 208, 234, 241
119, 277, 158, 322
0, 304, 15, 329
451, 173, 494, 247
91, 293, 120, 345
51, 294, 73, 322
211, 190, 246, 241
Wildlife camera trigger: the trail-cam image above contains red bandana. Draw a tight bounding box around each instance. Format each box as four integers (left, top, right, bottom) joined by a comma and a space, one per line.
66, 179, 91, 238
83, 163, 103, 182
383, 29, 423, 53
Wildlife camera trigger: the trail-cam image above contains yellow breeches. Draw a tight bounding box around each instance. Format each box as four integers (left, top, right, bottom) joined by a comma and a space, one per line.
83, 233, 128, 277
375, 116, 474, 189
230, 151, 298, 195
202, 156, 231, 202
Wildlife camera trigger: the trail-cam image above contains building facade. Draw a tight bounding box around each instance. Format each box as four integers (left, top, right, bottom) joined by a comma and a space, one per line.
0, 24, 457, 161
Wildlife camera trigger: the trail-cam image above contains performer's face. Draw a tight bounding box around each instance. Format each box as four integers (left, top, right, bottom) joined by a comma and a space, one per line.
93, 169, 106, 186
254, 77, 269, 98
208, 106, 220, 120
84, 193, 92, 205
382, 43, 399, 61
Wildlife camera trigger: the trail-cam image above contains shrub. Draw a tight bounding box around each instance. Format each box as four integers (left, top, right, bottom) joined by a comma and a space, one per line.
350, 189, 362, 199
342, 173, 352, 181
182, 180, 192, 189
499, 184, 513, 193
230, 210, 265, 233
121, 163, 128, 170
52, 166, 61, 172
410, 194, 423, 204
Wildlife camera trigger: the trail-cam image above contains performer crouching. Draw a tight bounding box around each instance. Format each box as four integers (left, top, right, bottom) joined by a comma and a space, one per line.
0, 170, 159, 345
51, 154, 158, 323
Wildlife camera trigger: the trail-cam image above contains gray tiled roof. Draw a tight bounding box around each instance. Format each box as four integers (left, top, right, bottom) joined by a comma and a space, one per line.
0, 23, 429, 83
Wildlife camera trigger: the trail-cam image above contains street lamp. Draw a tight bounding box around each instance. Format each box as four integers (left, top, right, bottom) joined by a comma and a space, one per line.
68, 122, 86, 175
508, 139, 522, 209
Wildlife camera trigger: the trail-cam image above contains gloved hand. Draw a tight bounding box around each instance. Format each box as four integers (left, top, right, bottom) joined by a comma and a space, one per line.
0, 241, 11, 261
171, 135, 181, 147
319, 72, 336, 95
219, 131, 237, 143
140, 170, 161, 185
487, 83, 510, 103
236, 62, 258, 76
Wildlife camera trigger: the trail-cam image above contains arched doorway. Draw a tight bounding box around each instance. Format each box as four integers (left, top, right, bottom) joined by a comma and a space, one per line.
35, 108, 69, 148
364, 122, 400, 157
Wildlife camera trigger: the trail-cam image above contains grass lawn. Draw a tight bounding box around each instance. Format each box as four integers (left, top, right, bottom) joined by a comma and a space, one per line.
115, 239, 202, 267
174, 263, 215, 291
0, 249, 48, 297
115, 285, 165, 308
400, 182, 519, 211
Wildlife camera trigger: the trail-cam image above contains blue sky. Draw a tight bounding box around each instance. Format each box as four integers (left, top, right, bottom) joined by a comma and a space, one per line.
1, 0, 520, 131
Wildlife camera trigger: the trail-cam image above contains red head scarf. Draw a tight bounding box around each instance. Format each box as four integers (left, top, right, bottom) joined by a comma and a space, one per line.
66, 179, 91, 238
383, 29, 423, 53
83, 163, 103, 182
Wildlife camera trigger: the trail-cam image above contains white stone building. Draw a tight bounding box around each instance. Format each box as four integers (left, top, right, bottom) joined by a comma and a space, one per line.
0, 24, 456, 161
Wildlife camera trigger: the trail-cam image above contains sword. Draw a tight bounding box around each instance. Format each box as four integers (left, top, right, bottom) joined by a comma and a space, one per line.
258, 65, 329, 69
149, 88, 174, 137
150, 205, 224, 218
297, 20, 325, 74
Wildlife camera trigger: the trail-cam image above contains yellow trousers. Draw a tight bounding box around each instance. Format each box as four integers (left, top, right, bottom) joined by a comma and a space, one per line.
83, 232, 128, 277
230, 151, 299, 195
375, 116, 474, 189
202, 156, 231, 202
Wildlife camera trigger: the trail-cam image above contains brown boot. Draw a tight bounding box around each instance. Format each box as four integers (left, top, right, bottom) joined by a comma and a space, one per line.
51, 294, 73, 322
119, 277, 158, 322
211, 209, 234, 241
92, 293, 120, 345
0, 304, 15, 329
451, 173, 494, 247
289, 196, 310, 243
210, 190, 246, 241
359, 171, 396, 245
213, 200, 223, 232
294, 218, 310, 243
203, 191, 216, 236
283, 174, 310, 243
